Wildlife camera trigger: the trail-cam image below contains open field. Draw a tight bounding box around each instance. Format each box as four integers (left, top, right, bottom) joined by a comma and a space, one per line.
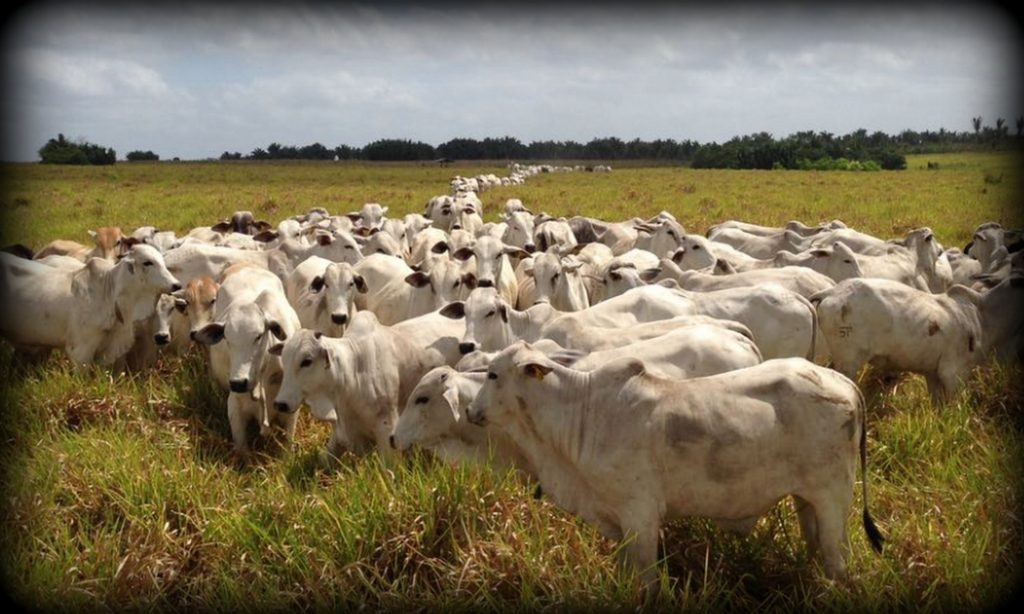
1, 152, 1022, 610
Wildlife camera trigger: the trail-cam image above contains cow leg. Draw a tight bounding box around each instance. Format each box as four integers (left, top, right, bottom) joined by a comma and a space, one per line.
810, 494, 851, 580
227, 393, 252, 454
617, 508, 661, 596
792, 495, 819, 562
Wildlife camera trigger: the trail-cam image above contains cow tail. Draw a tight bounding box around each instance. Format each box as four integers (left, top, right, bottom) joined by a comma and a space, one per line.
858, 384, 885, 553
794, 293, 818, 362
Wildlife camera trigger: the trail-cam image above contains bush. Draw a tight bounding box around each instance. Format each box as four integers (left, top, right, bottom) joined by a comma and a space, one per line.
125, 150, 159, 161
38, 134, 116, 165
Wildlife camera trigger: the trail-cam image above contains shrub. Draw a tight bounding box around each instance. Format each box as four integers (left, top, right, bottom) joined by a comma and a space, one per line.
38, 134, 116, 165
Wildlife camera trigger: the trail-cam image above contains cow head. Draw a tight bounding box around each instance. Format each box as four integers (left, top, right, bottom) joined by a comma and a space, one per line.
272, 329, 336, 420
193, 292, 288, 394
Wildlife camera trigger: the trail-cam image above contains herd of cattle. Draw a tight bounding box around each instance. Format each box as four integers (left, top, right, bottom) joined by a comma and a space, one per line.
0, 164, 1021, 589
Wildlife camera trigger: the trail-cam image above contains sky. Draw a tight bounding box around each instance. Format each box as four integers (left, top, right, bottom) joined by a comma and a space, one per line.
1, 1, 1021, 161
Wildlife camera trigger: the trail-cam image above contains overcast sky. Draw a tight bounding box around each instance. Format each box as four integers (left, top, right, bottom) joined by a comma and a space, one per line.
1, 1, 1020, 161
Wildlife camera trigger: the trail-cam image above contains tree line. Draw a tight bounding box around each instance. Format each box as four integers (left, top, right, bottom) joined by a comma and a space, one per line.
38, 117, 1024, 168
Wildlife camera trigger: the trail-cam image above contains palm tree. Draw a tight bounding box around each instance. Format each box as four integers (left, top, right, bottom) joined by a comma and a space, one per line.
972, 116, 983, 138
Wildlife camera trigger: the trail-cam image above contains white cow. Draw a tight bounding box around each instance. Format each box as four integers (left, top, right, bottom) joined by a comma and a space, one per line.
285, 256, 366, 336
150, 276, 220, 353
390, 367, 533, 475
0, 244, 180, 367
541, 283, 820, 362
192, 264, 301, 453
271, 317, 446, 459
655, 258, 836, 299
706, 227, 806, 259
452, 236, 525, 306
773, 244, 865, 283
354, 253, 471, 325
811, 275, 1024, 404
528, 249, 590, 311
501, 210, 537, 254
348, 203, 389, 235
466, 344, 883, 588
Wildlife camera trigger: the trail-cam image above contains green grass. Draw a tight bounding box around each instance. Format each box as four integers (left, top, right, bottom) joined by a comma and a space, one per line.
1, 153, 1022, 610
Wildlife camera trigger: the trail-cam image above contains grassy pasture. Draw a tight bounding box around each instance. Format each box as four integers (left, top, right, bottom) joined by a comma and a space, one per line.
0, 152, 1022, 611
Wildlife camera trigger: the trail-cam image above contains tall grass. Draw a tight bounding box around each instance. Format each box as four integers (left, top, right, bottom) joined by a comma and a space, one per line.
1, 154, 1022, 610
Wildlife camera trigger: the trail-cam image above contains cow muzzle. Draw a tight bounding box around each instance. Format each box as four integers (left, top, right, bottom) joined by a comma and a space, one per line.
153, 333, 170, 346
466, 406, 487, 427
229, 378, 250, 393
477, 278, 494, 288
331, 313, 348, 325
458, 341, 476, 355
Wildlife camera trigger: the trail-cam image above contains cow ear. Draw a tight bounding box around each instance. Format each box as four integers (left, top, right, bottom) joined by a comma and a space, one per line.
442, 382, 461, 421
193, 322, 225, 345
211, 221, 232, 233
639, 267, 661, 282
522, 362, 553, 380
430, 241, 450, 254
714, 260, 735, 275
452, 247, 475, 261
254, 220, 273, 232
354, 275, 368, 293
405, 272, 432, 288
380, 206, 388, 215
87, 229, 98, 239
253, 229, 278, 243
316, 233, 334, 246
439, 301, 466, 319
609, 270, 622, 282
173, 297, 188, 313
268, 342, 284, 356
461, 272, 478, 289
266, 320, 287, 341
310, 275, 326, 293
498, 304, 508, 323
345, 212, 362, 222
119, 236, 142, 249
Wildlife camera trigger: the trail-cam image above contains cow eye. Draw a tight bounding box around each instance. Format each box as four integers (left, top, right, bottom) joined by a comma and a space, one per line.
485, 310, 495, 318
344, 245, 354, 250
143, 261, 154, 266
692, 245, 701, 250
487, 372, 497, 380
843, 259, 853, 264
299, 357, 313, 368
415, 396, 429, 404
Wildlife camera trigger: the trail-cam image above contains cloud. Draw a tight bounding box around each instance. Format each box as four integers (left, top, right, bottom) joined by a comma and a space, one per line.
18, 48, 171, 98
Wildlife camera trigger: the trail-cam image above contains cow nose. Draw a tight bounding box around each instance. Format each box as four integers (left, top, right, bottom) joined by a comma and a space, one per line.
389, 434, 396, 450
170, 282, 183, 292
477, 278, 494, 288
153, 333, 170, 346
274, 401, 292, 414
466, 408, 487, 427
524, 244, 536, 254
459, 342, 476, 355
331, 313, 348, 325
451, 223, 462, 230
229, 378, 249, 393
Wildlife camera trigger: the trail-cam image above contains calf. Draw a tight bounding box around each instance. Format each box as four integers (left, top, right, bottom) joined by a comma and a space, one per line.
285, 256, 366, 336
272, 317, 445, 459
390, 367, 533, 475
192, 264, 301, 453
